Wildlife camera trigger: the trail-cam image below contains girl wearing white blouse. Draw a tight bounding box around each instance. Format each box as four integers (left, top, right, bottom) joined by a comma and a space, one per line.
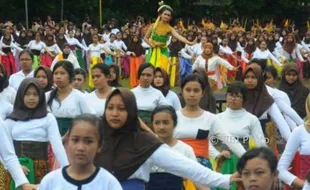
0, 118, 37, 190
174, 74, 246, 171
216, 82, 267, 190
252, 40, 282, 66
95, 88, 242, 190
38, 114, 122, 190
131, 63, 168, 126
51, 43, 80, 70
241, 64, 291, 143
264, 65, 303, 130
65, 30, 88, 69
27, 32, 53, 69
41, 34, 62, 68
5, 78, 68, 184
0, 64, 16, 105
152, 67, 182, 111
64, 30, 88, 52
192, 43, 237, 91
87, 34, 114, 88
0, 32, 23, 75
86, 64, 115, 118
277, 95, 310, 189
276, 33, 305, 65
148, 105, 209, 190
9, 50, 35, 91
46, 61, 93, 136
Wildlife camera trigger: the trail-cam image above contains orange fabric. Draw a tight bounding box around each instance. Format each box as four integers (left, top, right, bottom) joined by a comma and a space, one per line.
58, 53, 64, 61
181, 139, 209, 158
130, 56, 142, 88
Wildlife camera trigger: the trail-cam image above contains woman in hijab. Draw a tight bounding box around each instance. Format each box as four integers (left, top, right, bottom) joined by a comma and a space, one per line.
279, 64, 310, 119
152, 67, 182, 111
108, 63, 122, 87
51, 43, 80, 70
5, 78, 68, 184
96, 88, 241, 190
127, 34, 145, 88
242, 64, 291, 144
56, 33, 67, 51
34, 66, 53, 92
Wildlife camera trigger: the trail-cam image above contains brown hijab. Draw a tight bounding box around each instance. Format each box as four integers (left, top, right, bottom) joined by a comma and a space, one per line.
8, 78, 47, 121
242, 64, 274, 117
34, 66, 53, 92
283, 33, 296, 54
96, 88, 162, 181
279, 64, 310, 118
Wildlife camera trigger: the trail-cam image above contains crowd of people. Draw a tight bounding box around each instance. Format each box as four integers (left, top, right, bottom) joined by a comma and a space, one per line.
1, 1, 310, 190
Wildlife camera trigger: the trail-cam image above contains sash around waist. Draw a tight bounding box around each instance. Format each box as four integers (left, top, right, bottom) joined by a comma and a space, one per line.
13, 140, 48, 160
180, 138, 209, 158
31, 49, 41, 56
121, 179, 145, 190
148, 172, 184, 189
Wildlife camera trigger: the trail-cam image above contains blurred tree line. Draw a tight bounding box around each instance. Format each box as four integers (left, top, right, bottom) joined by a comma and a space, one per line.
0, 0, 309, 29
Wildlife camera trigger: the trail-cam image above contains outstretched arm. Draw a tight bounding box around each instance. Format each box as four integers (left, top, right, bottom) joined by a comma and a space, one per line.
171, 28, 196, 46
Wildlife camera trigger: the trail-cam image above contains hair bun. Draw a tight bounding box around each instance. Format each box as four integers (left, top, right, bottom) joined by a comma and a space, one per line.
158, 1, 164, 6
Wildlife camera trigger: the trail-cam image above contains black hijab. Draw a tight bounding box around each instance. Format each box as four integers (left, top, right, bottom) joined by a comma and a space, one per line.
56, 33, 67, 50
95, 88, 162, 181
279, 64, 310, 118
8, 78, 47, 121
16, 30, 29, 47
127, 35, 145, 57
152, 67, 170, 97
34, 66, 53, 92
108, 64, 122, 87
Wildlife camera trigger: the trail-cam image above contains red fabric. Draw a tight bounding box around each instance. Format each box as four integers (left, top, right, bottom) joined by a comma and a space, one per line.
226, 54, 237, 81
285, 152, 300, 190
47, 143, 55, 171
41, 54, 53, 68
121, 56, 130, 78
1, 52, 16, 75
300, 155, 310, 179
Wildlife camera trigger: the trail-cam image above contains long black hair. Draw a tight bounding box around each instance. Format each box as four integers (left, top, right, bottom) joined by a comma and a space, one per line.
47, 61, 74, 109
0, 64, 9, 93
